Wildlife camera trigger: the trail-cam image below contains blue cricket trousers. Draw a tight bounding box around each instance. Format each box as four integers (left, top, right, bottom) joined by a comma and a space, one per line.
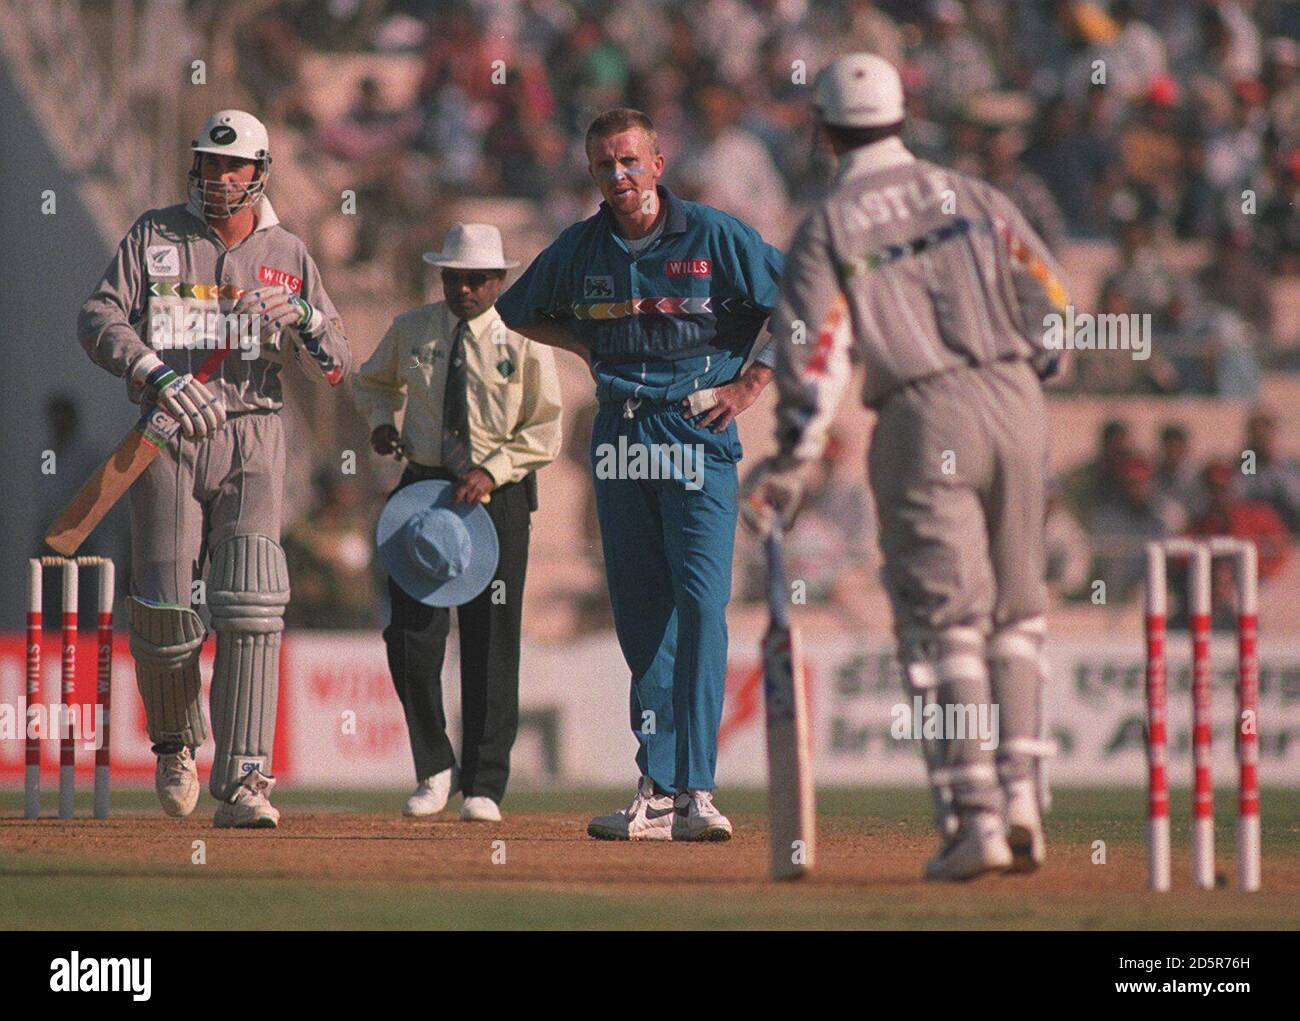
591, 398, 740, 793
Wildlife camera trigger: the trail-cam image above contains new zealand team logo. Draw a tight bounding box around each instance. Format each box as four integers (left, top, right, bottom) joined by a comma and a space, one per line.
209, 125, 237, 145
146, 245, 179, 277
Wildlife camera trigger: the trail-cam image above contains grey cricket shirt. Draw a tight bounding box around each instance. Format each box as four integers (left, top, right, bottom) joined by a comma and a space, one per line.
769, 137, 1069, 459
78, 195, 352, 411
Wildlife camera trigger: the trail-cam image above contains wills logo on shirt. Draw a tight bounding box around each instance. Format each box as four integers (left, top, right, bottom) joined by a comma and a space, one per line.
146, 245, 180, 277
664, 259, 711, 278
584, 275, 615, 298
258, 265, 303, 293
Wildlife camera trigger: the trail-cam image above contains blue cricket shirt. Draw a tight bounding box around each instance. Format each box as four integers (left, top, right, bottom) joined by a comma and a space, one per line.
496, 185, 783, 404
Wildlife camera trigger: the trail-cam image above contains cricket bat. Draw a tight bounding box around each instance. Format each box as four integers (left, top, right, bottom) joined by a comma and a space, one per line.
761, 521, 816, 880
44, 343, 242, 556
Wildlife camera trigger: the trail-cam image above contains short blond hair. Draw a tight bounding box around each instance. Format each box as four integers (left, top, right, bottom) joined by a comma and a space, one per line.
585, 108, 659, 156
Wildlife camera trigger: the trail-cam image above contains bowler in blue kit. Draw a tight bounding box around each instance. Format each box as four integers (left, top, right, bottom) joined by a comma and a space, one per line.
496, 108, 782, 841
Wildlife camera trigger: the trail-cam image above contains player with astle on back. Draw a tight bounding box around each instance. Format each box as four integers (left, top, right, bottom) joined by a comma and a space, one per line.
77, 110, 352, 828
745, 55, 1069, 881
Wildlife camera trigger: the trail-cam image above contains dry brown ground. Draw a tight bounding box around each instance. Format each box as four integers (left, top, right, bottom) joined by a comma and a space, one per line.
3, 811, 1297, 896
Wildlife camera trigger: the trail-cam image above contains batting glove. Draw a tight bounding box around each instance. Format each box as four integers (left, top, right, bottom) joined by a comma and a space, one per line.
137, 356, 226, 440
233, 285, 322, 336
740, 453, 816, 537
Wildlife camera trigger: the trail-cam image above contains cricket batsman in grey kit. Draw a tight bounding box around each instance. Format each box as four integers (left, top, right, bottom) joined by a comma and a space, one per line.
77, 110, 352, 827
744, 55, 1069, 881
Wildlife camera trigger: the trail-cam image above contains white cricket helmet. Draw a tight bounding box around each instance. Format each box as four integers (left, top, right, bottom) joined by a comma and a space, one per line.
813, 53, 905, 128
187, 109, 272, 218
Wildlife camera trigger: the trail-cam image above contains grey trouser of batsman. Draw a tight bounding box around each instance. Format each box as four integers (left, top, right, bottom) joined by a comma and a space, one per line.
128, 411, 289, 799
869, 358, 1050, 823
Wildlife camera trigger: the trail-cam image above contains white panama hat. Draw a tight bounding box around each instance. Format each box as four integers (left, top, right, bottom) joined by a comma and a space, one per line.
422, 223, 519, 270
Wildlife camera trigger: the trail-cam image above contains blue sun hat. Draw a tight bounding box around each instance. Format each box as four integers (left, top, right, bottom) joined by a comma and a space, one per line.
376, 480, 499, 607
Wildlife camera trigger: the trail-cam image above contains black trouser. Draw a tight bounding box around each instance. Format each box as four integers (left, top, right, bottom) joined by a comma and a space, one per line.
382, 465, 532, 803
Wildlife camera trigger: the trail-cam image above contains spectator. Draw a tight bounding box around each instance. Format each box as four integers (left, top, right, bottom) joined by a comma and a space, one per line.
825, 0, 905, 68
1255, 148, 1300, 274
900, 64, 950, 167
235, 5, 312, 129
674, 84, 789, 242
1102, 189, 1179, 316
550, 15, 632, 125
416, 63, 486, 188
1194, 0, 1263, 84
914, 0, 1000, 121
1195, 223, 1275, 340
982, 124, 1067, 251
1022, 95, 1114, 235
739, 434, 874, 606
1265, 37, 1300, 149
1083, 279, 1156, 392
1238, 409, 1300, 532
282, 470, 382, 630
1200, 80, 1267, 203
1152, 422, 1201, 531
1091, 455, 1169, 602
483, 59, 562, 198
1044, 478, 1091, 598
318, 76, 417, 163
1062, 418, 1136, 526
319, 77, 421, 266
1106, 0, 1167, 102
1159, 284, 1261, 398
1187, 459, 1290, 580
1119, 76, 1187, 218
693, 0, 771, 88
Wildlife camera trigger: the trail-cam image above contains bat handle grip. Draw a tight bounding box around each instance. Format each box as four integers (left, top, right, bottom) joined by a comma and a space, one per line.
766, 522, 790, 629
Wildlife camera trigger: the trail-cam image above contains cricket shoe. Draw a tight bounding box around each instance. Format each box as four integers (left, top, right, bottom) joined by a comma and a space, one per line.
587, 777, 675, 840
922, 811, 1013, 882
672, 790, 733, 842
403, 768, 452, 817
213, 769, 280, 829
1003, 779, 1046, 874
155, 746, 200, 818
461, 796, 502, 822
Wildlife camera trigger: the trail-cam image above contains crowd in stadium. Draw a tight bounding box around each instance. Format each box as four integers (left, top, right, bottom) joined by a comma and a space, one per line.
1054, 410, 1297, 606
170, 1, 1300, 624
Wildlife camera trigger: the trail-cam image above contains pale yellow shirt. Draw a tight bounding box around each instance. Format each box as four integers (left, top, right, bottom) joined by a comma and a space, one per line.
353, 302, 563, 486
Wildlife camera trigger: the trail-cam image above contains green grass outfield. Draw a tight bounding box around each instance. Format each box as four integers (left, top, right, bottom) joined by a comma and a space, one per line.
2, 787, 1298, 930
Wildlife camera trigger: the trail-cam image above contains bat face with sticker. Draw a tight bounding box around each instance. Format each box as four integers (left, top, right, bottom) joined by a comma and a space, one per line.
761, 522, 817, 880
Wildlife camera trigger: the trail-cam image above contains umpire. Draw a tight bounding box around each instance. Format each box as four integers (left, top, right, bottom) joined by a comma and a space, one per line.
745, 55, 1070, 881
354, 224, 562, 821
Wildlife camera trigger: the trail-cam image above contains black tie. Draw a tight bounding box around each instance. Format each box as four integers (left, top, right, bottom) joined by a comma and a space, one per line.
441, 319, 473, 474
